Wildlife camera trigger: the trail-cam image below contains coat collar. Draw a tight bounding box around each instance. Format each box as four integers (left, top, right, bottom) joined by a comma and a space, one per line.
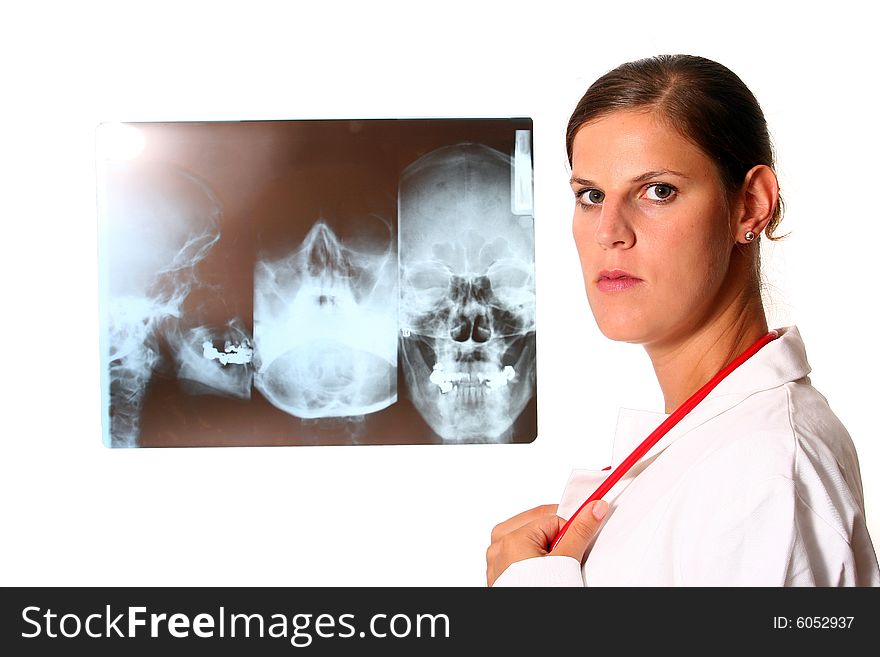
609, 325, 811, 466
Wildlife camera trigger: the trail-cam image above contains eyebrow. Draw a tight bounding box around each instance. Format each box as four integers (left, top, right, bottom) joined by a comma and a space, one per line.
569, 169, 690, 187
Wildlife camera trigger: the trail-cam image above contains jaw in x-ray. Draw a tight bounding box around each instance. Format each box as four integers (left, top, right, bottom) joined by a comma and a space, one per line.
397, 143, 537, 443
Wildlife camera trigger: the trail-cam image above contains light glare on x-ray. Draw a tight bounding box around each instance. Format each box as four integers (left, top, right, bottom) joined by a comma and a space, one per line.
96, 123, 146, 162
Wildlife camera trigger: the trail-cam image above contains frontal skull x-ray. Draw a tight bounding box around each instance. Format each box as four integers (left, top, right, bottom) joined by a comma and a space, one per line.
398, 143, 537, 443
97, 119, 536, 446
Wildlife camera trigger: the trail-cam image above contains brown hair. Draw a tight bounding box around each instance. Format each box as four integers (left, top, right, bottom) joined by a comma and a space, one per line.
566, 54, 785, 240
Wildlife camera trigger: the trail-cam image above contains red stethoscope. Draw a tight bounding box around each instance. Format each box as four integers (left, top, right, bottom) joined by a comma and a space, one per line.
549, 329, 780, 552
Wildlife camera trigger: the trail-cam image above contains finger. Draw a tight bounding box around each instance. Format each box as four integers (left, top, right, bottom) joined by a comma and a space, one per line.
550, 500, 609, 561
520, 514, 565, 553
487, 516, 564, 586
486, 545, 496, 586
491, 504, 558, 543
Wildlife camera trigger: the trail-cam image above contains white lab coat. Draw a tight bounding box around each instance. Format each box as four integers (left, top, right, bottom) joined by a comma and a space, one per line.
493, 326, 880, 586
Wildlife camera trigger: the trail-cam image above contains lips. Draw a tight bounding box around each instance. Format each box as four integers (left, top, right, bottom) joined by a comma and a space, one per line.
596, 269, 643, 293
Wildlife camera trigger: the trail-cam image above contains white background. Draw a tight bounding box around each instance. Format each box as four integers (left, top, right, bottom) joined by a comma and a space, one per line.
1, 0, 877, 586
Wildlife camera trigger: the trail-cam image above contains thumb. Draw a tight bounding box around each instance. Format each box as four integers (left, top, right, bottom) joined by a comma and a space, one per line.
550, 500, 609, 561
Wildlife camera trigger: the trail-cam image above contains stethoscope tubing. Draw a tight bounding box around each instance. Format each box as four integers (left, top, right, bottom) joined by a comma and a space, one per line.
549, 330, 780, 552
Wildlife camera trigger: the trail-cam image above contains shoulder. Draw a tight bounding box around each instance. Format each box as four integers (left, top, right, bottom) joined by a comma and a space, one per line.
683, 379, 858, 484
677, 378, 867, 542
723, 379, 863, 504
669, 381, 877, 584
783, 378, 863, 488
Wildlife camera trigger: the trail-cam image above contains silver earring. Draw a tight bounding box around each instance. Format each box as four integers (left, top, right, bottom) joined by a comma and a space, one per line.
744, 230, 756, 242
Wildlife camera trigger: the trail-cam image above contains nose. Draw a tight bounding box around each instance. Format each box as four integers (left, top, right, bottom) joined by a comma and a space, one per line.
594, 197, 635, 250
449, 276, 493, 344
451, 313, 491, 344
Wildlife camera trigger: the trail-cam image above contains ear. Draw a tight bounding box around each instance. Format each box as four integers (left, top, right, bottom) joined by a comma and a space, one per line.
733, 164, 779, 242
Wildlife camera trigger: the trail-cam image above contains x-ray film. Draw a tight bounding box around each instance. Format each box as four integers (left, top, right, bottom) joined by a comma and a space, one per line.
96, 119, 536, 447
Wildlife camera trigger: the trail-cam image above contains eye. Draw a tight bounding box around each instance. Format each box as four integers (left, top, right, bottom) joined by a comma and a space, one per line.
576, 188, 604, 208
645, 183, 676, 202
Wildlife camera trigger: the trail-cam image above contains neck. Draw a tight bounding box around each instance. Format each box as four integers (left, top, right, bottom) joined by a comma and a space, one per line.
645, 289, 768, 414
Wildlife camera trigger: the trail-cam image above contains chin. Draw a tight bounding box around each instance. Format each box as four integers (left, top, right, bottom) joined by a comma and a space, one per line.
596, 320, 650, 344
588, 299, 651, 344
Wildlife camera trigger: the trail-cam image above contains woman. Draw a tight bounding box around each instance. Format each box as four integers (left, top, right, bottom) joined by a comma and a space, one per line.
486, 55, 879, 586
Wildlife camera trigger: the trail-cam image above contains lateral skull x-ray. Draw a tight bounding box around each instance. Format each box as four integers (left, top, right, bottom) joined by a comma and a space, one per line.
102, 162, 226, 447
97, 119, 536, 447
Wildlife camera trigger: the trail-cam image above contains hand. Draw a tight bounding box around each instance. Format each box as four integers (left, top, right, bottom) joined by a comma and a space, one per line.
486, 500, 609, 586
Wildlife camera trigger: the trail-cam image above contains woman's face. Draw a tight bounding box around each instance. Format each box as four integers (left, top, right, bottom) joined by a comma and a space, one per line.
570, 109, 737, 347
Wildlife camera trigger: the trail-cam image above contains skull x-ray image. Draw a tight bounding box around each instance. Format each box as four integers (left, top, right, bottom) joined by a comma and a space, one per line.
97, 119, 536, 447
100, 161, 226, 447
398, 144, 536, 443
253, 217, 398, 419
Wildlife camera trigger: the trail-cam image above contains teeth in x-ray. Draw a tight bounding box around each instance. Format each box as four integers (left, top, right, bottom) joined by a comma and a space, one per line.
170, 321, 254, 400
202, 340, 254, 365
454, 384, 484, 404
429, 364, 515, 394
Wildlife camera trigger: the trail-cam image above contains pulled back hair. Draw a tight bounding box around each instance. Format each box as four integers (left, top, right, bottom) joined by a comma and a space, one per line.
566, 54, 784, 240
